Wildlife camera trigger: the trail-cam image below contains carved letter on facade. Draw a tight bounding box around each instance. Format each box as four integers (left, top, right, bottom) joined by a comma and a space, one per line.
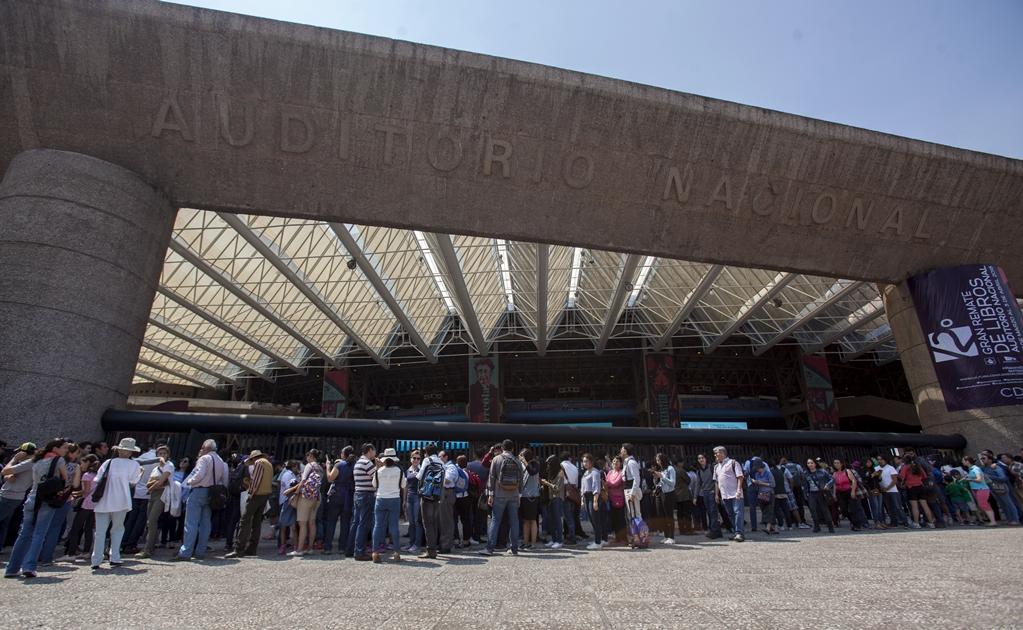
483, 137, 513, 178
426, 130, 463, 172
662, 164, 693, 204
751, 180, 781, 217
562, 151, 595, 189
151, 96, 193, 141
913, 208, 932, 240
707, 174, 734, 211
811, 192, 836, 225
281, 110, 315, 153
879, 206, 905, 236
846, 197, 873, 231
374, 123, 408, 166
216, 95, 254, 147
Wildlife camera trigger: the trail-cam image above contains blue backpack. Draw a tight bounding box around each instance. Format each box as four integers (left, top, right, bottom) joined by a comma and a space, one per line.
419, 460, 445, 502
454, 466, 469, 492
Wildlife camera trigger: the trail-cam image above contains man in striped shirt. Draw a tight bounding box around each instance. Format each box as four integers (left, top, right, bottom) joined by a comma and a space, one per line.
227, 450, 273, 558
349, 443, 378, 561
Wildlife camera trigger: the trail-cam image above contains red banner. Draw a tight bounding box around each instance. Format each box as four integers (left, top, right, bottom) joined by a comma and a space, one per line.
801, 354, 840, 430
645, 353, 679, 428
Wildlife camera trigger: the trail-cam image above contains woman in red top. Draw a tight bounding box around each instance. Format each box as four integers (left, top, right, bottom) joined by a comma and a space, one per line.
605, 457, 627, 544
898, 457, 935, 528
831, 459, 867, 531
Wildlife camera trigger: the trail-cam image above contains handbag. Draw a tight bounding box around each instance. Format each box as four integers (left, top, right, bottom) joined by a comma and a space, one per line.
206, 455, 229, 510
90, 460, 111, 504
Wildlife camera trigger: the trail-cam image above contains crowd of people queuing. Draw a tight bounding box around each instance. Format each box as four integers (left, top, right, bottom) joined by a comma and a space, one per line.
1, 435, 1021, 578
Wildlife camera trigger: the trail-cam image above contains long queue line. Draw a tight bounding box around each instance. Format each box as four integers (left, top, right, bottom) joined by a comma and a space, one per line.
2, 436, 1022, 577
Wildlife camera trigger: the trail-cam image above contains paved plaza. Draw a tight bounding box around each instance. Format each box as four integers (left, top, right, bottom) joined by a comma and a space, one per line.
2, 526, 1021, 629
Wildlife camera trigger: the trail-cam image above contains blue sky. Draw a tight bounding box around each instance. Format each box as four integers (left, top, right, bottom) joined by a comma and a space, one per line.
172, 0, 1023, 159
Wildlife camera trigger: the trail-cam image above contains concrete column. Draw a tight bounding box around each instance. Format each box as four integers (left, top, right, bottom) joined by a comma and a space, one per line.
0, 149, 174, 441
883, 282, 1023, 453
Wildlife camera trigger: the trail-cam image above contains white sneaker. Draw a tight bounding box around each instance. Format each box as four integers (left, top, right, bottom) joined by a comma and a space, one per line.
779, 526, 787, 531
662, 538, 675, 545
926, 522, 936, 529
550, 542, 563, 549
798, 523, 811, 529
585, 542, 601, 550
406, 545, 418, 554
55, 555, 75, 563
287, 550, 303, 556
545, 541, 555, 548
599, 540, 608, 547
909, 522, 921, 529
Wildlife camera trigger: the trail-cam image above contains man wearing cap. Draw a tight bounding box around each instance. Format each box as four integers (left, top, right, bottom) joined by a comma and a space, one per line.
0, 443, 36, 552
227, 450, 274, 558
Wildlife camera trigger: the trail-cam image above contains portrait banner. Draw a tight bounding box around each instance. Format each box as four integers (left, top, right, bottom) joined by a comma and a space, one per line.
907, 264, 1023, 411
801, 354, 840, 431
321, 368, 350, 418
645, 353, 679, 428
468, 356, 501, 423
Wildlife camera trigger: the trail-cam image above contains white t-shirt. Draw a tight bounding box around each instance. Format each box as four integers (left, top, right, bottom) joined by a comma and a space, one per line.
94, 457, 143, 513
134, 450, 159, 499
560, 461, 580, 485
372, 465, 406, 500
279, 469, 296, 506
148, 461, 176, 500
878, 464, 899, 493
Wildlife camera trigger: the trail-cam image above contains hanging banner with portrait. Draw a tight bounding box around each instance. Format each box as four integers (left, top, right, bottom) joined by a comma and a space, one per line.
907, 264, 1023, 411
645, 353, 679, 428
321, 368, 350, 418
801, 354, 840, 430
468, 356, 502, 423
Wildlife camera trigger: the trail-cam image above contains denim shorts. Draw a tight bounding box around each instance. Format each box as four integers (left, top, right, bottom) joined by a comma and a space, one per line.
278, 502, 297, 527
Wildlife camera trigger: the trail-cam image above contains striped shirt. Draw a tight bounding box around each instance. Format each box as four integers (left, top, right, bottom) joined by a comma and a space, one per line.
353, 456, 377, 493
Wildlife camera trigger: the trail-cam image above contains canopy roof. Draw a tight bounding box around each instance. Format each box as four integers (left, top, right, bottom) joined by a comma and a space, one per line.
135, 209, 899, 388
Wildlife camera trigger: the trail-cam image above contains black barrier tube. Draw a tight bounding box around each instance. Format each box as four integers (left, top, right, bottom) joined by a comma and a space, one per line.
102, 409, 967, 450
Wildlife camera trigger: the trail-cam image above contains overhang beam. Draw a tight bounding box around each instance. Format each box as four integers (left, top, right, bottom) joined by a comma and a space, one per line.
432, 234, 488, 356
653, 264, 724, 351
147, 314, 273, 383
595, 254, 642, 354
753, 280, 864, 356
705, 271, 797, 353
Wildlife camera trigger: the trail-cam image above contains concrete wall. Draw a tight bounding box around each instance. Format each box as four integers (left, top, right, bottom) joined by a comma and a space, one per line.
1, 0, 1021, 286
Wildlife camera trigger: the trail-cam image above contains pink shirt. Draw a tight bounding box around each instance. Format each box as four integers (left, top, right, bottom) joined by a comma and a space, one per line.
80, 472, 97, 510
833, 470, 852, 492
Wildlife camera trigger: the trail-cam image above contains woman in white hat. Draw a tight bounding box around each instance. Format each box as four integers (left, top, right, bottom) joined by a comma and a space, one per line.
90, 438, 145, 570
370, 448, 406, 563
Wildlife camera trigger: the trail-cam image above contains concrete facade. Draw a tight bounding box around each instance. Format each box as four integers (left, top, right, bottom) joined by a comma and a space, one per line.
884, 283, 1023, 452
0, 149, 174, 440
1, 0, 1022, 287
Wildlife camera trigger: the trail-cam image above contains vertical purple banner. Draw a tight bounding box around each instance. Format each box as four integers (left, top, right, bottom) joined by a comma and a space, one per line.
907, 264, 1023, 411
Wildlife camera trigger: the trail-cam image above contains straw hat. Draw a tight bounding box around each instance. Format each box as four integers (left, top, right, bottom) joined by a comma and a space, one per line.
245, 449, 265, 462
380, 448, 400, 462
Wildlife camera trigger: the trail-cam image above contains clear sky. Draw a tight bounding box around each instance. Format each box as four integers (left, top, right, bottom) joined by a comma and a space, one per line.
170, 0, 1023, 159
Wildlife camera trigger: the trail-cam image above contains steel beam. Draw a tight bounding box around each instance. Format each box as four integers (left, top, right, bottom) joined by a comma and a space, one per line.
157, 287, 304, 374
535, 244, 549, 356
753, 280, 864, 356
136, 358, 217, 390
141, 339, 238, 384
147, 314, 273, 382
807, 298, 886, 352
327, 223, 437, 363
705, 272, 797, 353
842, 331, 894, 361
595, 254, 642, 354
653, 264, 724, 351
218, 213, 387, 367
168, 232, 343, 369
432, 234, 488, 356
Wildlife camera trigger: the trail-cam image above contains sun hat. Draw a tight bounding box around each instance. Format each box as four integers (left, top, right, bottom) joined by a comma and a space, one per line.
380, 448, 400, 462
245, 449, 265, 462
113, 437, 141, 453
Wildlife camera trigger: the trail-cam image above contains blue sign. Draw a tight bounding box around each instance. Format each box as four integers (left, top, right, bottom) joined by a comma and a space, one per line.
680, 421, 748, 430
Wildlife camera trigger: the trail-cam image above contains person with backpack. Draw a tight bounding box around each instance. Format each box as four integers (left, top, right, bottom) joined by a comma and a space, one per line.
480, 439, 523, 556
370, 448, 407, 563
417, 443, 445, 559
283, 449, 323, 557
174, 439, 228, 562
897, 456, 935, 529
454, 455, 475, 548
227, 450, 273, 558
438, 450, 460, 553
90, 438, 148, 570
4, 438, 69, 578
519, 448, 541, 550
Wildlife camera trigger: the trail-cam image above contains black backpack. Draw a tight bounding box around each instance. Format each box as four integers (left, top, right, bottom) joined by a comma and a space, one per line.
498, 455, 521, 491
228, 462, 249, 497
36, 458, 67, 508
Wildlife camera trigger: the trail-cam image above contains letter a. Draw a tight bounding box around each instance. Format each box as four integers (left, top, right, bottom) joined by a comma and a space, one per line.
151, 96, 193, 141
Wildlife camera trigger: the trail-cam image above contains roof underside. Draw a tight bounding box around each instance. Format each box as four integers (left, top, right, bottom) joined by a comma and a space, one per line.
135, 208, 900, 388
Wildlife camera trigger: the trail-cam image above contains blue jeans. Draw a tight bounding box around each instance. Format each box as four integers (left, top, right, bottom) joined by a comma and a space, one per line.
882, 492, 908, 526
702, 490, 720, 534
993, 489, 1020, 523
722, 497, 744, 536
405, 492, 421, 547
4, 500, 58, 575
745, 487, 758, 530
178, 487, 211, 558
487, 495, 520, 552
371, 497, 401, 552
0, 497, 24, 551
548, 498, 564, 544
348, 491, 374, 556
584, 499, 604, 542
40, 500, 73, 562
866, 494, 883, 523
322, 497, 351, 553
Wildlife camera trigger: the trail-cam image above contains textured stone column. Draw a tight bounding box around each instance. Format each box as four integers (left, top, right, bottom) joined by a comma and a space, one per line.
883, 282, 1023, 453
0, 150, 174, 441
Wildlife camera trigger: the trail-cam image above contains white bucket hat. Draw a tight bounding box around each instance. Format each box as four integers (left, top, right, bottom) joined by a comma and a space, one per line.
113, 437, 141, 453
380, 448, 400, 462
